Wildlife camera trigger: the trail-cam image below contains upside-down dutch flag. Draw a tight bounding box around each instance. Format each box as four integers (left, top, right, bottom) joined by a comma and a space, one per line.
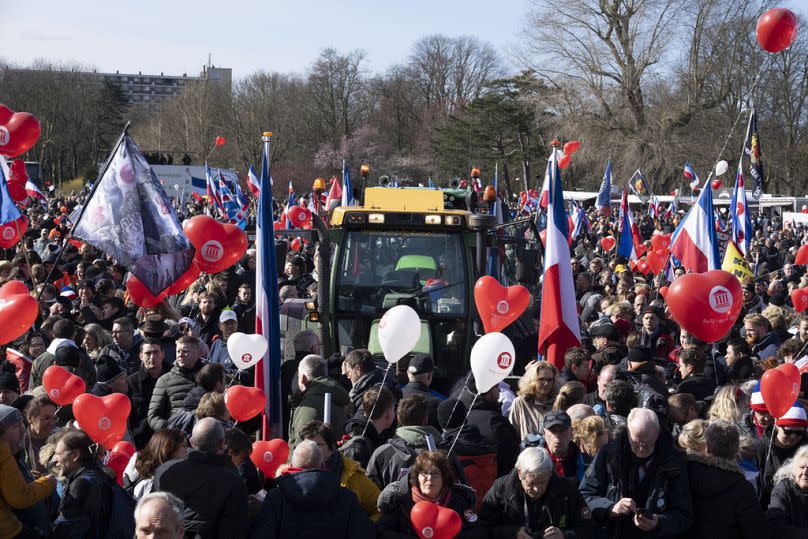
648, 195, 661, 219
284, 181, 296, 229
730, 161, 752, 256
570, 201, 589, 239
669, 176, 720, 273
684, 162, 700, 191
538, 153, 581, 370
617, 189, 642, 261
595, 159, 612, 216
255, 137, 283, 440
246, 164, 261, 197
664, 195, 678, 220
204, 163, 224, 213
25, 179, 46, 203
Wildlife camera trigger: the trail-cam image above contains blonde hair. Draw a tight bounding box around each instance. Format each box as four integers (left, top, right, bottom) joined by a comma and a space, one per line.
678, 419, 707, 452
518, 361, 558, 401
552, 381, 586, 411
572, 415, 608, 455
708, 385, 747, 423
196, 392, 228, 420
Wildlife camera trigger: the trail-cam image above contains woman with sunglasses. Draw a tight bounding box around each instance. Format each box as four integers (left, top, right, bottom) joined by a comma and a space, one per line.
756, 401, 808, 510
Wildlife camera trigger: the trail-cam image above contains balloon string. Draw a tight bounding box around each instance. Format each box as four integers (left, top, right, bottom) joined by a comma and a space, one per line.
442, 372, 472, 437
360, 364, 390, 438
759, 433, 775, 501
446, 393, 478, 457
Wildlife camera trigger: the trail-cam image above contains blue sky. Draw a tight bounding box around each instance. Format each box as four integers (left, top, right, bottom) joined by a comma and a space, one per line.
2, 0, 807, 80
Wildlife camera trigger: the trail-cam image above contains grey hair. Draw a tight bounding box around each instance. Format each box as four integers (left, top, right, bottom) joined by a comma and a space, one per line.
293, 330, 321, 353
291, 439, 323, 469
190, 417, 224, 453
773, 445, 808, 485
298, 354, 327, 382
515, 446, 553, 478
627, 407, 660, 431
135, 491, 184, 530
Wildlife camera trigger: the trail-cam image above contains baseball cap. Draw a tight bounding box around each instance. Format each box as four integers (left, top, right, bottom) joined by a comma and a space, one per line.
407, 354, 434, 375
219, 310, 238, 324
542, 410, 571, 431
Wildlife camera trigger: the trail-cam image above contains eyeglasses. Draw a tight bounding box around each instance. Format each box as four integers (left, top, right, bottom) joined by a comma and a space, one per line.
781, 429, 805, 437
418, 471, 441, 480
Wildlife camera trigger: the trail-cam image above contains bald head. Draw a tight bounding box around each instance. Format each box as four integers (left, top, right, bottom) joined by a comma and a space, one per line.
135, 492, 184, 539
190, 417, 224, 454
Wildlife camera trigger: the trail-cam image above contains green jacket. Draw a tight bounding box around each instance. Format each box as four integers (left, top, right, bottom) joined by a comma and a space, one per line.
289, 376, 351, 450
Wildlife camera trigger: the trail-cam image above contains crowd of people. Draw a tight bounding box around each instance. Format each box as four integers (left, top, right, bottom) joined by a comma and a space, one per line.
0, 186, 806, 539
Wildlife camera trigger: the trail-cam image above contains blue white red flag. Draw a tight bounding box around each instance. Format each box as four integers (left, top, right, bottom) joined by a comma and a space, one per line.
538, 152, 580, 370
218, 173, 246, 229
247, 164, 260, 196
486, 165, 502, 278
617, 189, 642, 261
683, 162, 700, 191
0, 165, 22, 226
205, 163, 224, 214
730, 161, 752, 256
595, 159, 612, 216
25, 179, 46, 202
255, 136, 283, 439
664, 195, 678, 220
670, 177, 720, 273
571, 201, 589, 239
647, 195, 661, 219
341, 161, 354, 207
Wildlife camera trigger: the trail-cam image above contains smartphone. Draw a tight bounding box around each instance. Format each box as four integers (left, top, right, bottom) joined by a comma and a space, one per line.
635, 508, 653, 519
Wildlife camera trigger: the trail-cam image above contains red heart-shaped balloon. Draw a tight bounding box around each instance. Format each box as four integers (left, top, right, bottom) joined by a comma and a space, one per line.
183, 215, 248, 274
646, 249, 667, 275
791, 288, 808, 313
126, 275, 168, 308
474, 276, 530, 334
225, 385, 266, 422
650, 234, 671, 252
42, 365, 86, 406
666, 270, 742, 342
761, 366, 800, 419
287, 205, 312, 228
0, 280, 37, 345
166, 263, 201, 296
0, 105, 41, 158
73, 392, 131, 447
250, 439, 289, 478
0, 216, 27, 249
796, 244, 808, 266
659, 285, 669, 298
8, 159, 27, 186
628, 260, 637, 272
600, 236, 616, 252
636, 244, 647, 257
637, 258, 651, 275
410, 501, 462, 539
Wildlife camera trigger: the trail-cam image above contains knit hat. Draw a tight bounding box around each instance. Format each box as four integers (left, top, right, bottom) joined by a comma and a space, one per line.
0, 404, 23, 431
776, 402, 808, 428
627, 346, 653, 364
0, 363, 19, 394
437, 398, 467, 430
95, 354, 124, 385
750, 381, 768, 413
55, 346, 80, 368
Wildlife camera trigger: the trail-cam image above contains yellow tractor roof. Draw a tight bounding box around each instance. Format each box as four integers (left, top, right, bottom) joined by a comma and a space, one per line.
363, 187, 444, 211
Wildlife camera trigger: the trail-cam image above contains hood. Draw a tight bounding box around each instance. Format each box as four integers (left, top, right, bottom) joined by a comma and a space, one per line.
687, 452, 745, 497
277, 469, 340, 507
46, 338, 76, 356
395, 425, 442, 447
349, 368, 392, 403
305, 377, 350, 406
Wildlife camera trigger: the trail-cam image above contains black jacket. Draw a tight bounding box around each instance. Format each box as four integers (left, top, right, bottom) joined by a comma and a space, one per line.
52, 465, 112, 539
147, 360, 206, 432
616, 360, 667, 397
339, 413, 387, 470
128, 362, 170, 448
153, 450, 248, 539
676, 374, 716, 401
480, 468, 595, 538
461, 394, 520, 477
348, 368, 401, 411
767, 478, 808, 538
377, 475, 480, 538
579, 429, 694, 539
755, 430, 808, 509
686, 452, 767, 539
249, 469, 375, 539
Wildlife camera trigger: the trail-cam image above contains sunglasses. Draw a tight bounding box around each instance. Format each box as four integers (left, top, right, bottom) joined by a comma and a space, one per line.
782, 429, 805, 437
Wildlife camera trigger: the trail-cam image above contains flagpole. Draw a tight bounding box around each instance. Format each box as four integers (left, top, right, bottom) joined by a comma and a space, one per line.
36, 122, 131, 302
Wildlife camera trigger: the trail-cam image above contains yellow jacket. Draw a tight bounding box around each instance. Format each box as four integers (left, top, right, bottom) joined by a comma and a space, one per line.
0, 440, 54, 538
339, 454, 380, 521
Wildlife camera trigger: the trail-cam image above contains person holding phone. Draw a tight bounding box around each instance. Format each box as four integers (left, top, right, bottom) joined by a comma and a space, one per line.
580, 408, 694, 538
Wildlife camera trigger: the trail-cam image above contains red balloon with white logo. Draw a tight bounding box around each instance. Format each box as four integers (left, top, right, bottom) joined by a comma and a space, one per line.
0, 280, 38, 345
0, 105, 41, 158
250, 439, 289, 478
183, 215, 248, 274
791, 287, 808, 313
42, 365, 86, 406
287, 206, 312, 228
760, 364, 801, 419
0, 216, 27, 248
474, 276, 530, 334
665, 270, 742, 342
73, 392, 131, 448
470, 332, 515, 393
410, 501, 462, 539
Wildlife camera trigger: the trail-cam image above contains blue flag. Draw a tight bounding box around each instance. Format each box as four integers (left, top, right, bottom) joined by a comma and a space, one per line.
341, 160, 353, 206
0, 163, 22, 225
73, 136, 194, 296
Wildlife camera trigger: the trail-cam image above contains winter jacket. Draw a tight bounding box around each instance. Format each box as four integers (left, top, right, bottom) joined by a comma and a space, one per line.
440, 424, 498, 511
153, 450, 249, 539
326, 452, 381, 520
591, 342, 628, 370
52, 464, 112, 539
465, 395, 520, 477
146, 360, 206, 432
165, 385, 207, 437
751, 331, 780, 361
766, 478, 808, 538
377, 475, 481, 538
231, 299, 256, 334
0, 441, 54, 539
100, 336, 144, 375
755, 429, 808, 509
686, 451, 767, 539
676, 374, 716, 401
401, 381, 443, 429
249, 469, 375, 539
509, 395, 552, 442
367, 426, 464, 489
128, 362, 169, 449
349, 368, 401, 411
339, 413, 388, 469
616, 359, 668, 397
480, 468, 595, 539
579, 429, 694, 539
289, 376, 351, 449
29, 344, 96, 390
193, 312, 221, 347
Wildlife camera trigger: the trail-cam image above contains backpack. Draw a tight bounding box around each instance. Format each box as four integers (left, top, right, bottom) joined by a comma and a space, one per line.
82, 473, 136, 539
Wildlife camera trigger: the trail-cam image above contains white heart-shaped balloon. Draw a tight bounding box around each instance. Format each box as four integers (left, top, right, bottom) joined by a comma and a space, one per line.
470, 332, 515, 393
378, 305, 421, 364
227, 332, 268, 370
715, 160, 729, 176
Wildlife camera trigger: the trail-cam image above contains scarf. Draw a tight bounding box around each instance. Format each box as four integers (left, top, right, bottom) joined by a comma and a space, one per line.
753, 415, 766, 438
411, 484, 452, 507
545, 443, 571, 477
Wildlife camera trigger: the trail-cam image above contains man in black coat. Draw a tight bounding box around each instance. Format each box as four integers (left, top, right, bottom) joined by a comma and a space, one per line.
676, 349, 716, 401
481, 446, 595, 538
128, 338, 170, 448
153, 418, 248, 539
461, 376, 520, 477
580, 408, 694, 539
401, 355, 443, 429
